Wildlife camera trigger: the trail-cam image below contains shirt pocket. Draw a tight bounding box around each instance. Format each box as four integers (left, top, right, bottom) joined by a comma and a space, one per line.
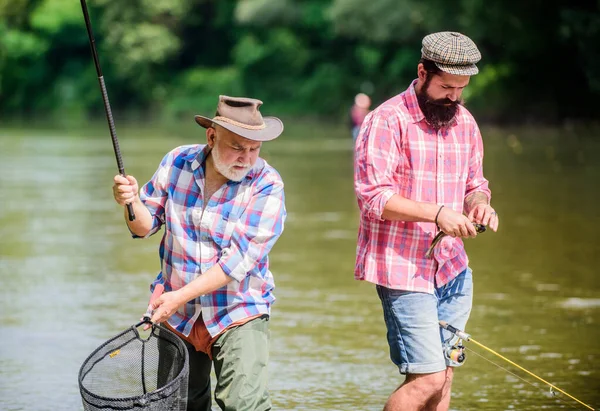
214, 209, 241, 247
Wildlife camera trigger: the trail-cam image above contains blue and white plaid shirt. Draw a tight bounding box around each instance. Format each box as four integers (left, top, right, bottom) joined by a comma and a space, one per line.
136, 144, 286, 337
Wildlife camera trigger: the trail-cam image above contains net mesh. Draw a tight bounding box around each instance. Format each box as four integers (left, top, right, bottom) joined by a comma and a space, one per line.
79, 323, 188, 411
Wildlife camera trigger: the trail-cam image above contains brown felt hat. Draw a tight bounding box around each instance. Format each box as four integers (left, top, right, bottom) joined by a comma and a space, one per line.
194, 95, 284, 141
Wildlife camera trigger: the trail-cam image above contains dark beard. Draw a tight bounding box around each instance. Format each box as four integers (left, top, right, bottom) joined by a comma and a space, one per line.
416, 77, 462, 130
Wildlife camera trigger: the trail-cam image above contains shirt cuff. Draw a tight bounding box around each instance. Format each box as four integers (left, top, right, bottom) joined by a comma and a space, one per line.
369, 189, 396, 220
218, 248, 248, 282
130, 215, 162, 239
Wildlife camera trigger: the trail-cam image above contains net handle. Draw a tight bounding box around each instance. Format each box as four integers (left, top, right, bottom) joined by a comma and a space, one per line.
142, 284, 165, 322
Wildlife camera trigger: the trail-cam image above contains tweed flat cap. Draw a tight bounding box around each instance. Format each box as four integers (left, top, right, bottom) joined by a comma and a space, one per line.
421, 32, 481, 76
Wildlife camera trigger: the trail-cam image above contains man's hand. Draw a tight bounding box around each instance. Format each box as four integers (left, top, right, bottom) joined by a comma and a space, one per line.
150, 290, 186, 325
467, 204, 499, 232
437, 207, 478, 238
113, 175, 139, 206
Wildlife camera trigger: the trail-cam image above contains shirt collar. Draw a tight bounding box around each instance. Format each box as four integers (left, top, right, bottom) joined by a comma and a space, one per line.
188, 144, 258, 183
403, 79, 426, 124
402, 79, 459, 131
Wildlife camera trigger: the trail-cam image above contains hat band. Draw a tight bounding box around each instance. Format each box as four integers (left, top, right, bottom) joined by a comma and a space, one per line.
213, 116, 266, 130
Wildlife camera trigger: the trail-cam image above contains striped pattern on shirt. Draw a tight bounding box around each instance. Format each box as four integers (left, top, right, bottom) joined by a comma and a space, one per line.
354, 80, 491, 293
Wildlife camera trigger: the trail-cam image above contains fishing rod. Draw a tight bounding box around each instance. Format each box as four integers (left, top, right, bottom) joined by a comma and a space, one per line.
80, 0, 135, 221
439, 321, 594, 410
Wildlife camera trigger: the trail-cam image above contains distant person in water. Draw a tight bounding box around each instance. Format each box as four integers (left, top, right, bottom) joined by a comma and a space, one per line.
349, 93, 372, 141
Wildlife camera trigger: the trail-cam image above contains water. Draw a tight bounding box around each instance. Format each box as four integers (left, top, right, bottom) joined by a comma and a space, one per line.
0, 122, 599, 410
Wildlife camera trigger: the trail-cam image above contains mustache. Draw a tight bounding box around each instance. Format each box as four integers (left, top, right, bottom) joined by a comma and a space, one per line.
426, 97, 461, 107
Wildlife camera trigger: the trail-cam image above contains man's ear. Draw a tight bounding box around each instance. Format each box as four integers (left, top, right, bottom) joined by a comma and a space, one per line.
206, 127, 216, 147
417, 63, 427, 82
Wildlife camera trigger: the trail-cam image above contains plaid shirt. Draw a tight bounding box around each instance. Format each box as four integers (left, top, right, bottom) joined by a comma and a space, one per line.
136, 144, 286, 337
354, 80, 491, 293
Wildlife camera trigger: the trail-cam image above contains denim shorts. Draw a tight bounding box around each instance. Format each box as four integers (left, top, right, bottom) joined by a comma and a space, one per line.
376, 268, 473, 375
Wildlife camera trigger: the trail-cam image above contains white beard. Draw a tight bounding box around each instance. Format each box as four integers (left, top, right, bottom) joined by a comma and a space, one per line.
211, 144, 252, 182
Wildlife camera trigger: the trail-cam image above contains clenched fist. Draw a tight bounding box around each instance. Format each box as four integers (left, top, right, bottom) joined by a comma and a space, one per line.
113, 175, 139, 206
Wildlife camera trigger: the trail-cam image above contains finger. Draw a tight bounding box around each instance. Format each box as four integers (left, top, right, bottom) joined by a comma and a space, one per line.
466, 222, 478, 238
459, 224, 472, 238
116, 184, 136, 194
471, 207, 484, 224
490, 214, 499, 232
467, 208, 476, 221
151, 297, 162, 310
118, 191, 136, 201
481, 208, 494, 226
114, 191, 133, 204
114, 175, 129, 185
152, 308, 171, 325
126, 175, 138, 187
141, 318, 151, 331
150, 306, 163, 324
482, 208, 497, 227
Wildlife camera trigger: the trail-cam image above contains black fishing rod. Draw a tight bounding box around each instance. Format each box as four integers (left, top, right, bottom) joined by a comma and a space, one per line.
80, 0, 135, 221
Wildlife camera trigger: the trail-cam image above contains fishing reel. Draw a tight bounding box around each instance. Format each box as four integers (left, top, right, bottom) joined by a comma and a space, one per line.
443, 339, 466, 367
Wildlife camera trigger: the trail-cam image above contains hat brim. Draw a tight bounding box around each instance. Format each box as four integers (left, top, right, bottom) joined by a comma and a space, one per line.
434, 62, 479, 76
194, 115, 283, 142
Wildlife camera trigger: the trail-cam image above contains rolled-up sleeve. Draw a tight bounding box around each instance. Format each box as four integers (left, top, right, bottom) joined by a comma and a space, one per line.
218, 174, 286, 282
354, 111, 401, 220
464, 123, 491, 202
132, 153, 170, 239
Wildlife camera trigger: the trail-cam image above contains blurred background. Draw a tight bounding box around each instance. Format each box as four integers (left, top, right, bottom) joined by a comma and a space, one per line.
1, 1, 599, 410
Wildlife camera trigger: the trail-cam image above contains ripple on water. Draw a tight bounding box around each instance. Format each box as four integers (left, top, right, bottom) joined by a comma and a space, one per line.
559, 298, 600, 309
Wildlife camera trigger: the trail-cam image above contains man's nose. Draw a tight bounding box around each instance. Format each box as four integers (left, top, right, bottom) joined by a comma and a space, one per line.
239, 150, 251, 164
447, 89, 459, 102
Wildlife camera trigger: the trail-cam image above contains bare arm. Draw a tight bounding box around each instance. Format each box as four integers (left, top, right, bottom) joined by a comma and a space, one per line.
123, 195, 153, 237
381, 194, 440, 222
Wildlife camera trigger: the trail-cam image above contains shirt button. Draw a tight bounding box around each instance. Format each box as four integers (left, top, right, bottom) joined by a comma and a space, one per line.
201, 235, 209, 241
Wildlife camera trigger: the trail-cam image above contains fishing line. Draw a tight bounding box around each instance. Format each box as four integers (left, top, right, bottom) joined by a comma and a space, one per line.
465, 346, 580, 410
440, 321, 594, 410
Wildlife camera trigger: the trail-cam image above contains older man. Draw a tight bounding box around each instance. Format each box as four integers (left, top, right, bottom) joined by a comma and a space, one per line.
113, 96, 286, 411
354, 32, 499, 411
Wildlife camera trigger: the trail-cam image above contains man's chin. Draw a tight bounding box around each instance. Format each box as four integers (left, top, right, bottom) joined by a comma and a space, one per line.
226, 168, 250, 182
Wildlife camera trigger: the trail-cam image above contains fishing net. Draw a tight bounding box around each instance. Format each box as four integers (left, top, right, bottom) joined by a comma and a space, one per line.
79, 322, 189, 411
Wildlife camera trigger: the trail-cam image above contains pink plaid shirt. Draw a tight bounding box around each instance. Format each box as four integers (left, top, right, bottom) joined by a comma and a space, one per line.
354, 80, 491, 293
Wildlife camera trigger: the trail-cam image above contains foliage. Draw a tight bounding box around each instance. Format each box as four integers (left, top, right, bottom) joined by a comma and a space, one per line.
0, 0, 598, 123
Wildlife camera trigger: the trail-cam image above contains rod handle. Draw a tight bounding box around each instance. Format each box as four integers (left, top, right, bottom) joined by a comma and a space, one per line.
439, 320, 471, 340
126, 203, 135, 222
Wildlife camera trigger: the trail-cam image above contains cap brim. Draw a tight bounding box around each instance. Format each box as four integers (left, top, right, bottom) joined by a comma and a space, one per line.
434, 62, 479, 76
194, 115, 283, 142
